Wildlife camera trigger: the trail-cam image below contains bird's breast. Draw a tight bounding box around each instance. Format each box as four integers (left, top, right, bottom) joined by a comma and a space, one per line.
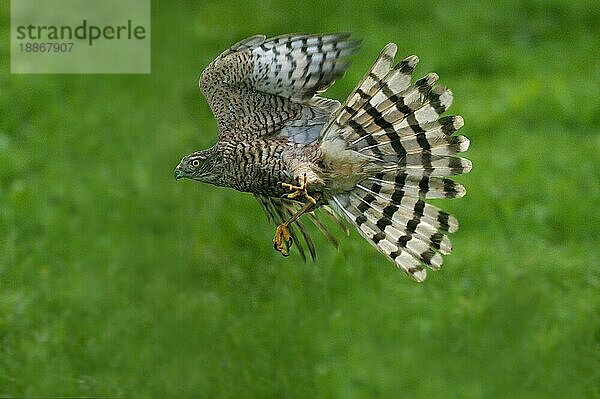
218, 139, 294, 197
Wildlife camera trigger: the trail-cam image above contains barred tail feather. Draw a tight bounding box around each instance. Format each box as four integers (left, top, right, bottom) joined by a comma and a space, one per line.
321, 43, 471, 281
331, 184, 457, 281
363, 172, 466, 200
331, 193, 429, 282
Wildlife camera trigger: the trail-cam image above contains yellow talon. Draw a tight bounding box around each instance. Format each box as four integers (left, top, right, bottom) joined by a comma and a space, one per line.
273, 174, 319, 256
273, 223, 293, 256
281, 174, 316, 204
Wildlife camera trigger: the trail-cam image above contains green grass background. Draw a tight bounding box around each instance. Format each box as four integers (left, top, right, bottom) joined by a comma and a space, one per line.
1, 0, 599, 397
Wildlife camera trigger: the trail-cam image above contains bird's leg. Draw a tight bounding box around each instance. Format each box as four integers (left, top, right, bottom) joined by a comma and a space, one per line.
273, 193, 320, 257
273, 224, 293, 256
281, 174, 317, 205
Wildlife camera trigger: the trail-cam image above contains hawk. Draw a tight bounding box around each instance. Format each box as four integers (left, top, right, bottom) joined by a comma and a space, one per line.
174, 33, 471, 281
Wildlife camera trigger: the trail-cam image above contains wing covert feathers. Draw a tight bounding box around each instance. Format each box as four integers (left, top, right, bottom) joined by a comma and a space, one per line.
200, 33, 358, 137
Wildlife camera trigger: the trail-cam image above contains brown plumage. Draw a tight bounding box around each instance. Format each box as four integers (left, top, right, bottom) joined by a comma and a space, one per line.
174, 33, 471, 281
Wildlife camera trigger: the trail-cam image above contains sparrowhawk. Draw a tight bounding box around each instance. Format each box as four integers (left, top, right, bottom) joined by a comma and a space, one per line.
174, 33, 471, 281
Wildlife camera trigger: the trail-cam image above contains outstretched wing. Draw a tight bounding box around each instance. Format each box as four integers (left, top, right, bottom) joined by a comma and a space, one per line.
254, 195, 348, 261
200, 33, 359, 138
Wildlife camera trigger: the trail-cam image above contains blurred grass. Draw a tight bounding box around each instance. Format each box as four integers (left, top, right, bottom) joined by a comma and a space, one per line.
1, 0, 599, 397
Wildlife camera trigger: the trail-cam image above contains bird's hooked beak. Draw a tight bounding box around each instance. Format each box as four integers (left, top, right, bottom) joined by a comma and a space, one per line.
174, 163, 185, 180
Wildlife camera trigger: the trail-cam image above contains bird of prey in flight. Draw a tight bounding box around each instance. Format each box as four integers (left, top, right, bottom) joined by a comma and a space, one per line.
175, 33, 471, 281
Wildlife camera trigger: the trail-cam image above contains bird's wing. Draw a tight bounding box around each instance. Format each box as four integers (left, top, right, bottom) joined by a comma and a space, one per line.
200, 33, 359, 139
254, 194, 348, 261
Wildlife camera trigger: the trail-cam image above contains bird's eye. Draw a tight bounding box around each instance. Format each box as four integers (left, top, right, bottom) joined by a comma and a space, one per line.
191, 159, 200, 168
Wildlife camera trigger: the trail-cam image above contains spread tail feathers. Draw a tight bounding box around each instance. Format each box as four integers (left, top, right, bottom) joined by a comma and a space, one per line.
321, 43, 471, 281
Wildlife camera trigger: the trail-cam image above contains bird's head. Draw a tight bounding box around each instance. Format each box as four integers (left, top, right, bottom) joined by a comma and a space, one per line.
174, 149, 220, 183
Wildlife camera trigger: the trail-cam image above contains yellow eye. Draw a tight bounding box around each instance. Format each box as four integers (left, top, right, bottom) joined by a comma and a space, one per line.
192, 159, 200, 168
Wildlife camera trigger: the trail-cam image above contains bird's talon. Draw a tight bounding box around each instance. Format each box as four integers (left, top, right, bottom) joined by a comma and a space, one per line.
281, 174, 316, 204
273, 224, 293, 256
